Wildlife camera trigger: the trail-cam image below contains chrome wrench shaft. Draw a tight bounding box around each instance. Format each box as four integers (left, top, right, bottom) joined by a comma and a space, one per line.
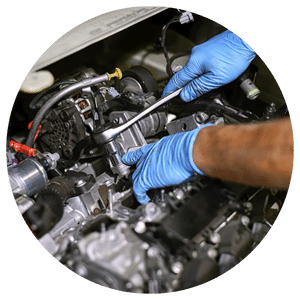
93, 88, 183, 144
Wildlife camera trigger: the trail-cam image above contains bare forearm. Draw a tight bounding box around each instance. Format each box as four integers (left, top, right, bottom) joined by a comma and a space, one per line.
193, 117, 293, 190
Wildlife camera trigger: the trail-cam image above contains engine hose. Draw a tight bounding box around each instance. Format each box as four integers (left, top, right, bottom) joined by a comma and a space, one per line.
29, 81, 76, 110
25, 73, 111, 147
23, 171, 94, 238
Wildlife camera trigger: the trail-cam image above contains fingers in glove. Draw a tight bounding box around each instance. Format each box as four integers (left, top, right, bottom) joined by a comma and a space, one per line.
122, 145, 151, 165
181, 72, 220, 101
162, 55, 205, 98
133, 181, 151, 204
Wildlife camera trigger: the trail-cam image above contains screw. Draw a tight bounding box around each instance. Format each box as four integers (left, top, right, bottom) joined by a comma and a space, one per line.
134, 221, 146, 234
241, 215, 250, 226
144, 202, 157, 216
192, 251, 198, 259
244, 202, 253, 211
210, 232, 221, 244
93, 208, 101, 215
173, 188, 184, 200
76, 264, 87, 276
147, 247, 158, 257
172, 65, 183, 73
207, 248, 218, 259
171, 261, 184, 274
195, 112, 209, 123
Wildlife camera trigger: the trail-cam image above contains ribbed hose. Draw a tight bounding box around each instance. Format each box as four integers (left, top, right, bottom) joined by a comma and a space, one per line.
25, 74, 109, 147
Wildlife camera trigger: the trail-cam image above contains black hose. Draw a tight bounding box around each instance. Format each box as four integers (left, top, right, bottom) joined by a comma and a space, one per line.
25, 74, 109, 147
29, 81, 75, 110
23, 171, 93, 238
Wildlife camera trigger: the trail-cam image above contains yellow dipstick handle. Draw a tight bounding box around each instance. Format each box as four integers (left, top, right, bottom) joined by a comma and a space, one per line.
107, 68, 122, 80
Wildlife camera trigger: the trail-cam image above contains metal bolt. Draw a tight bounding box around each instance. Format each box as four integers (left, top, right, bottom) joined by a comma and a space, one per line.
108, 233, 116, 241
93, 208, 101, 215
173, 188, 184, 200
195, 112, 209, 123
244, 202, 253, 211
141, 242, 149, 250
76, 264, 87, 276
76, 179, 86, 188
171, 262, 184, 274
147, 247, 158, 257
207, 248, 218, 259
125, 282, 133, 290
199, 241, 206, 248
192, 251, 198, 259
134, 221, 146, 234
172, 65, 183, 73
144, 202, 157, 216
241, 215, 250, 227
210, 232, 221, 244
130, 273, 143, 287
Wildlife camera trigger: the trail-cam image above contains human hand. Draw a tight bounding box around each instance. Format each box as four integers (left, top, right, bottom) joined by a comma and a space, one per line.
122, 124, 212, 204
162, 30, 256, 101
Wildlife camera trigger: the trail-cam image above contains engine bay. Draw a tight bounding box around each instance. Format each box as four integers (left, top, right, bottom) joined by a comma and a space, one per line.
6, 7, 289, 293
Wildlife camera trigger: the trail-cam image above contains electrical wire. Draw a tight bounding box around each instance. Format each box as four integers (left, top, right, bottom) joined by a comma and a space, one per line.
160, 15, 179, 77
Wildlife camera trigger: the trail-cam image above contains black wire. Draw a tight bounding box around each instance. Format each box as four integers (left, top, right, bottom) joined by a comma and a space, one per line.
29, 81, 75, 109
160, 16, 179, 77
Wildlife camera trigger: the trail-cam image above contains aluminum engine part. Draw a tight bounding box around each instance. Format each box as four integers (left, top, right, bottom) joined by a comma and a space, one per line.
77, 221, 149, 286
109, 111, 147, 155
166, 112, 208, 135
15, 195, 35, 214
8, 158, 48, 197
109, 110, 167, 155
102, 140, 131, 177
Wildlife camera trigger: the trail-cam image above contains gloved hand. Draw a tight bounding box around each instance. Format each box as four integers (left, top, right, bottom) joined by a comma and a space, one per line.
162, 30, 256, 102
122, 124, 212, 204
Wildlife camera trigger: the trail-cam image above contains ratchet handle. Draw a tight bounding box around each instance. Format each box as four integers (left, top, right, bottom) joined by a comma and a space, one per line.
94, 88, 182, 144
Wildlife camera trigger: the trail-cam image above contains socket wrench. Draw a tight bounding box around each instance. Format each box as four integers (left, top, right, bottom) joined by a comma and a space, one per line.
93, 88, 183, 144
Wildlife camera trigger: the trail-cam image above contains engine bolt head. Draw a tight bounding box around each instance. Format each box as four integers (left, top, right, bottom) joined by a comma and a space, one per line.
134, 221, 146, 234
147, 247, 158, 257
241, 215, 250, 226
144, 202, 157, 215
210, 232, 221, 244
244, 202, 253, 211
171, 261, 184, 274
192, 251, 198, 258
76, 264, 88, 276
207, 248, 218, 259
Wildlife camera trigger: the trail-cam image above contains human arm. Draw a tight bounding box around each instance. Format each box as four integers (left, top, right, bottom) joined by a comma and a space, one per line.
122, 117, 293, 204
193, 117, 293, 190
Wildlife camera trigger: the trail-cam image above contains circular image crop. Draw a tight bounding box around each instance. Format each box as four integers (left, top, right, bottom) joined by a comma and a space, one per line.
6, 6, 293, 293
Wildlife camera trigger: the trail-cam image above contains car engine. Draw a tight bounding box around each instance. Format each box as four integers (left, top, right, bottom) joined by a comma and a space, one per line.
6, 7, 289, 293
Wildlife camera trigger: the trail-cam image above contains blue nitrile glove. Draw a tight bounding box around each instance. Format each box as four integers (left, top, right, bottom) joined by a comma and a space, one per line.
122, 124, 213, 204
162, 30, 256, 102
